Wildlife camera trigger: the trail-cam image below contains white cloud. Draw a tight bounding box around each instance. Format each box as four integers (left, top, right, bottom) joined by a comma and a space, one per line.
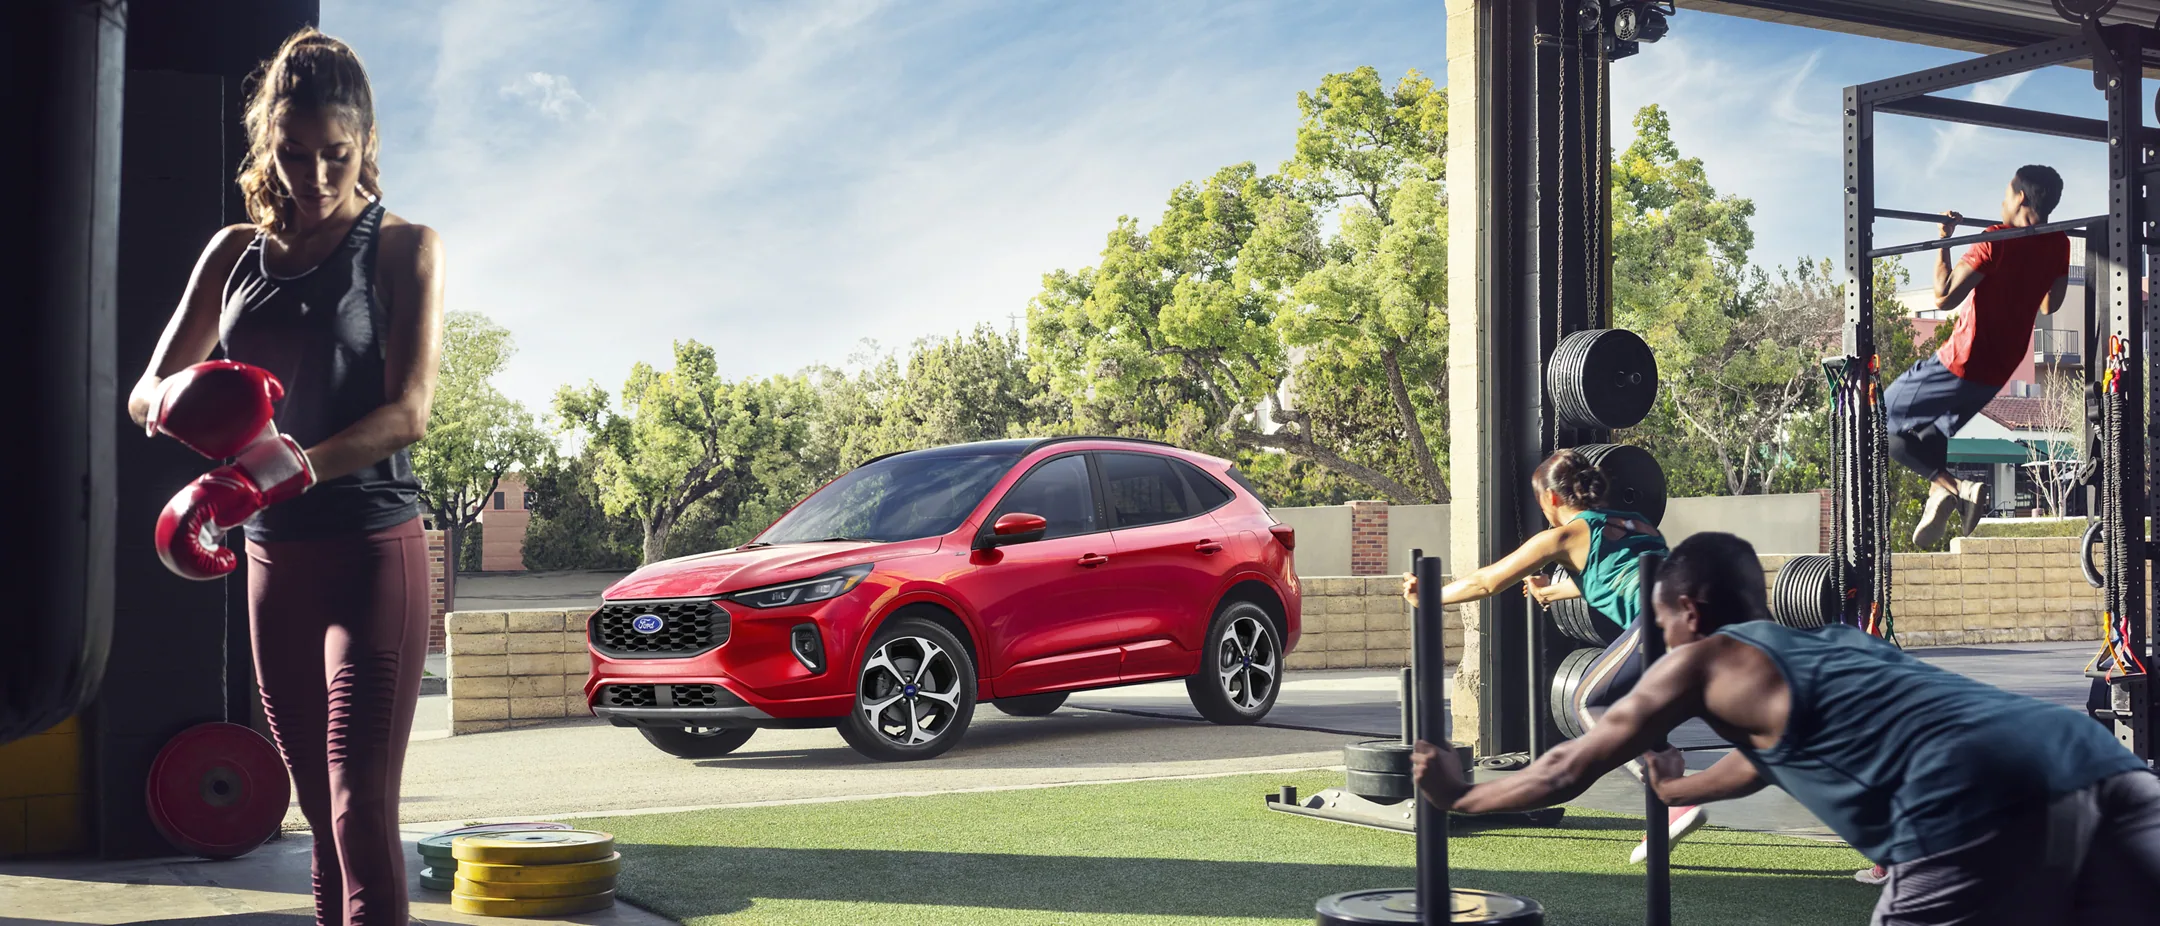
1924, 72, 2033, 176
501, 72, 593, 120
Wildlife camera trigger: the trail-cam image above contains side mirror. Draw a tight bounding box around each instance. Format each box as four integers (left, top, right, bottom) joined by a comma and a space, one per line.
976, 512, 1048, 550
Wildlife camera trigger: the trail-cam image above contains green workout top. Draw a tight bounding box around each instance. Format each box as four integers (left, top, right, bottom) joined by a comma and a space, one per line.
1567, 509, 1666, 630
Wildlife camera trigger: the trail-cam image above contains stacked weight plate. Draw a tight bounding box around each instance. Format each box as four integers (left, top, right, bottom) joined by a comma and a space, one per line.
415, 822, 571, 893
1547, 328, 1658, 431
1771, 555, 1838, 630
451, 829, 622, 917
1548, 648, 1605, 741
1574, 443, 1669, 526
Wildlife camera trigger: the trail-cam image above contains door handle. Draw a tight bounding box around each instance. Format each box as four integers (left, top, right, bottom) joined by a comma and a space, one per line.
1194, 540, 1224, 554
1077, 553, 1110, 568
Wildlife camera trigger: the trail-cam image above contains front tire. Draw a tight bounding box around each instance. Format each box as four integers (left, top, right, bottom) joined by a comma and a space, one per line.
639, 725, 756, 758
836, 617, 977, 761
1185, 599, 1282, 724
992, 692, 1067, 717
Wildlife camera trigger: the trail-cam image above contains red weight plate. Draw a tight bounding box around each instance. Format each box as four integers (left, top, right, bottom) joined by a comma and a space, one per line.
146, 722, 290, 859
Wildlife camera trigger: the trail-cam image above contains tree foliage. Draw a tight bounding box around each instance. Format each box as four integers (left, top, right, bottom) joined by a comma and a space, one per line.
409, 310, 549, 551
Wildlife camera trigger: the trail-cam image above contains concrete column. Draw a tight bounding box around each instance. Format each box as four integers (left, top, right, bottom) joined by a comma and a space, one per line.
1445, 0, 1490, 749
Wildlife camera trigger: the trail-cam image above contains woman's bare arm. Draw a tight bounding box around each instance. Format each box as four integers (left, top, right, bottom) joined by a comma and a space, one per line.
299, 222, 445, 483
1439, 522, 1580, 606
127, 225, 257, 429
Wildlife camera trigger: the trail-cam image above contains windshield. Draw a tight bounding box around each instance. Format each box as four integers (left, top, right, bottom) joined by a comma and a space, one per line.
756, 451, 1022, 545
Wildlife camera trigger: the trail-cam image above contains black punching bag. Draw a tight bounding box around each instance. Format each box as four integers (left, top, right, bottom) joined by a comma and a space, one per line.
0, 0, 123, 746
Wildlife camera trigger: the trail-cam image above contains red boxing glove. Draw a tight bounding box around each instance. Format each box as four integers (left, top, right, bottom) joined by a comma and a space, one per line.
145, 360, 285, 459
155, 432, 315, 580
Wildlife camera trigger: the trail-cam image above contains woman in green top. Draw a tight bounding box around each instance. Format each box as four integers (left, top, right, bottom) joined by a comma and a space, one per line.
1400, 447, 1703, 860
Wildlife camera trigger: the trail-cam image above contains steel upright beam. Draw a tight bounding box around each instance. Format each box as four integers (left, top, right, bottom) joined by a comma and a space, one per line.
1875, 94, 2160, 146
2098, 23, 2154, 761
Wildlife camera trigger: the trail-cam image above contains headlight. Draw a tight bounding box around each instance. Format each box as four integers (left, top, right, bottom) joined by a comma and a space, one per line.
728, 563, 873, 609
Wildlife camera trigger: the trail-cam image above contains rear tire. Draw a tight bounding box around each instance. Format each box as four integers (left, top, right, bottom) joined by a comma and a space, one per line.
638, 726, 756, 758
992, 692, 1067, 717
1185, 599, 1282, 725
836, 617, 977, 761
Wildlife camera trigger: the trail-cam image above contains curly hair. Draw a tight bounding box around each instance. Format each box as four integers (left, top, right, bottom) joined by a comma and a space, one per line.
1531, 448, 1609, 510
236, 28, 380, 234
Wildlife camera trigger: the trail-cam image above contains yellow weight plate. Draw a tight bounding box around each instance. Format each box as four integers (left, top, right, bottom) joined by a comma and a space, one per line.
454, 873, 616, 899
450, 889, 613, 917
457, 852, 624, 884
450, 829, 615, 865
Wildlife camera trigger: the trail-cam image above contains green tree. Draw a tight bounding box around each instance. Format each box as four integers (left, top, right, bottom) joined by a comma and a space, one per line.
409, 310, 550, 567
521, 444, 644, 571
555, 341, 819, 564
1029, 68, 1451, 503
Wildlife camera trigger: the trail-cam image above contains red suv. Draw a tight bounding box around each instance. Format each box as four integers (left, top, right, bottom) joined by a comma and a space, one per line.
579, 437, 1301, 761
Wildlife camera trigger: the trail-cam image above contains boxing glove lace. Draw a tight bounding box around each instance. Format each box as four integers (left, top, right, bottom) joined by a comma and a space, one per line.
155, 432, 316, 580
145, 360, 285, 459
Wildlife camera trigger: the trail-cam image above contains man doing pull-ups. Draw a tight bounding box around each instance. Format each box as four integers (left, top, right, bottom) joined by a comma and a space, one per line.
1889, 165, 2071, 548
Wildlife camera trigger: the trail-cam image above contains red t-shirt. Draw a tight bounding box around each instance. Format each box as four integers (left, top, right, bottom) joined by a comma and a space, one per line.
1935, 225, 2070, 387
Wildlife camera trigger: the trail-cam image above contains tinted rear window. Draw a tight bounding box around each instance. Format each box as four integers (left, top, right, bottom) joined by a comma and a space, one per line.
1224, 466, 1264, 503
1176, 460, 1234, 511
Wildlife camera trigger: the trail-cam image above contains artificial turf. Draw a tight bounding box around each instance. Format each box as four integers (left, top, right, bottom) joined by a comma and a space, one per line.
569, 770, 1877, 926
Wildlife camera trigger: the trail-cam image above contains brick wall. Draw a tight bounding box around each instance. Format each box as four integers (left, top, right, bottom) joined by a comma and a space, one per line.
1816, 489, 1833, 557
1349, 500, 1390, 576
1765, 535, 2109, 648
426, 528, 447, 654
444, 610, 593, 735
1285, 576, 1461, 669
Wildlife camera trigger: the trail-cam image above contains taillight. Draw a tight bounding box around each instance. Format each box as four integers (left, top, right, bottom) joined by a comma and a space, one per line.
1269, 524, 1296, 551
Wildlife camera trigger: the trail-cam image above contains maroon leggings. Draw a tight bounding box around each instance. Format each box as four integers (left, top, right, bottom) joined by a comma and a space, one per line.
247, 516, 427, 926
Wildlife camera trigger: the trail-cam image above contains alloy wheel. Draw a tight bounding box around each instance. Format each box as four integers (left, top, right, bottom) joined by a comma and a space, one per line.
1214, 613, 1279, 713
857, 635, 964, 747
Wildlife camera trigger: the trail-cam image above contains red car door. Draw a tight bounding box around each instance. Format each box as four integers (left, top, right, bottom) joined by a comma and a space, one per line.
942, 453, 1125, 697
1098, 452, 1237, 681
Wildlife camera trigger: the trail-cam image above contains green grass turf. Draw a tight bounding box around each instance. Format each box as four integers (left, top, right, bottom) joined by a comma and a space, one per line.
565, 771, 1877, 926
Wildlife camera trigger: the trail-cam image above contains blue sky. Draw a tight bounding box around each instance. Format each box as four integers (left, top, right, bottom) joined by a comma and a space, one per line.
322, 1, 2126, 418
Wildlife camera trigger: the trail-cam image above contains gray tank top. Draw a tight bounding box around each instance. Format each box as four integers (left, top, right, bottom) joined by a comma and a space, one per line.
219, 201, 422, 541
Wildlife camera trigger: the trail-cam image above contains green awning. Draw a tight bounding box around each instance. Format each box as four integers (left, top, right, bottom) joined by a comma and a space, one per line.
1947, 437, 2031, 464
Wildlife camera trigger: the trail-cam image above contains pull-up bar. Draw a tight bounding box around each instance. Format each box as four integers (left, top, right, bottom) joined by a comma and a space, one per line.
1875, 208, 2094, 238
1868, 213, 2104, 260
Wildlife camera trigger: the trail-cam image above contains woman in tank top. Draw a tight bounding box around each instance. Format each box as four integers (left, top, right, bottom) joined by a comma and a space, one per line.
125, 29, 443, 926
1399, 447, 1704, 861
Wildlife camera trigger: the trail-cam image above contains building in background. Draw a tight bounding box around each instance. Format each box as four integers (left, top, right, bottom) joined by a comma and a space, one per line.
477, 472, 533, 572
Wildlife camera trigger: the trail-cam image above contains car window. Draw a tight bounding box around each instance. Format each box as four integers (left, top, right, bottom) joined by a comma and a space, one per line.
1177, 460, 1234, 511
1224, 465, 1268, 507
758, 451, 1019, 544
994, 455, 1097, 540
1101, 452, 1195, 529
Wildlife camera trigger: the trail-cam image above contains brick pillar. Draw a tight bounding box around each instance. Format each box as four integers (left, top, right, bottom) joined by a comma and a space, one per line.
427, 528, 447, 654
1349, 500, 1390, 576
1817, 488, 1833, 555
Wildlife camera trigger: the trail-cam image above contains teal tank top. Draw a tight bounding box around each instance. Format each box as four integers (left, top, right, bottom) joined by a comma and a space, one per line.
1717, 621, 2145, 863
1568, 509, 1666, 629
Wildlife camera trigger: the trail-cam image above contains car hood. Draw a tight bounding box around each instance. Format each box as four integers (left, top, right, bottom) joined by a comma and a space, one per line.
601, 537, 943, 601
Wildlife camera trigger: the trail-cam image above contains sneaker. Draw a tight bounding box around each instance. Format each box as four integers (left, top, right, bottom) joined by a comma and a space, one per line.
1629, 805, 1707, 864
1913, 484, 1958, 548
1956, 480, 1990, 538
1854, 864, 1889, 885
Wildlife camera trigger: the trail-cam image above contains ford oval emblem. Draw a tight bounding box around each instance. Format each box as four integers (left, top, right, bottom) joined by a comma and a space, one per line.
631, 613, 664, 634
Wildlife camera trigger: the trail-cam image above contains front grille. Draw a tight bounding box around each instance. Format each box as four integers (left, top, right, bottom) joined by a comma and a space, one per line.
672, 684, 723, 708
601, 685, 657, 708
596, 683, 740, 710
591, 599, 729, 657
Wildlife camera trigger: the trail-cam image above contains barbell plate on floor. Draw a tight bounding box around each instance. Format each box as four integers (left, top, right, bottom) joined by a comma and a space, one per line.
453, 873, 618, 900
1315, 887, 1546, 925
1771, 555, 1838, 630
420, 823, 570, 860
450, 889, 615, 917
1344, 769, 1415, 805
1344, 740, 1414, 773
1573, 443, 1669, 526
1547, 328, 1659, 431
451, 829, 616, 865
419, 867, 455, 892
144, 722, 290, 861
457, 852, 625, 884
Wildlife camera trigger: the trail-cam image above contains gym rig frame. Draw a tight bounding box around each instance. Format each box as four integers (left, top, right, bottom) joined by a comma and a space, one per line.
1837, 21, 2159, 762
